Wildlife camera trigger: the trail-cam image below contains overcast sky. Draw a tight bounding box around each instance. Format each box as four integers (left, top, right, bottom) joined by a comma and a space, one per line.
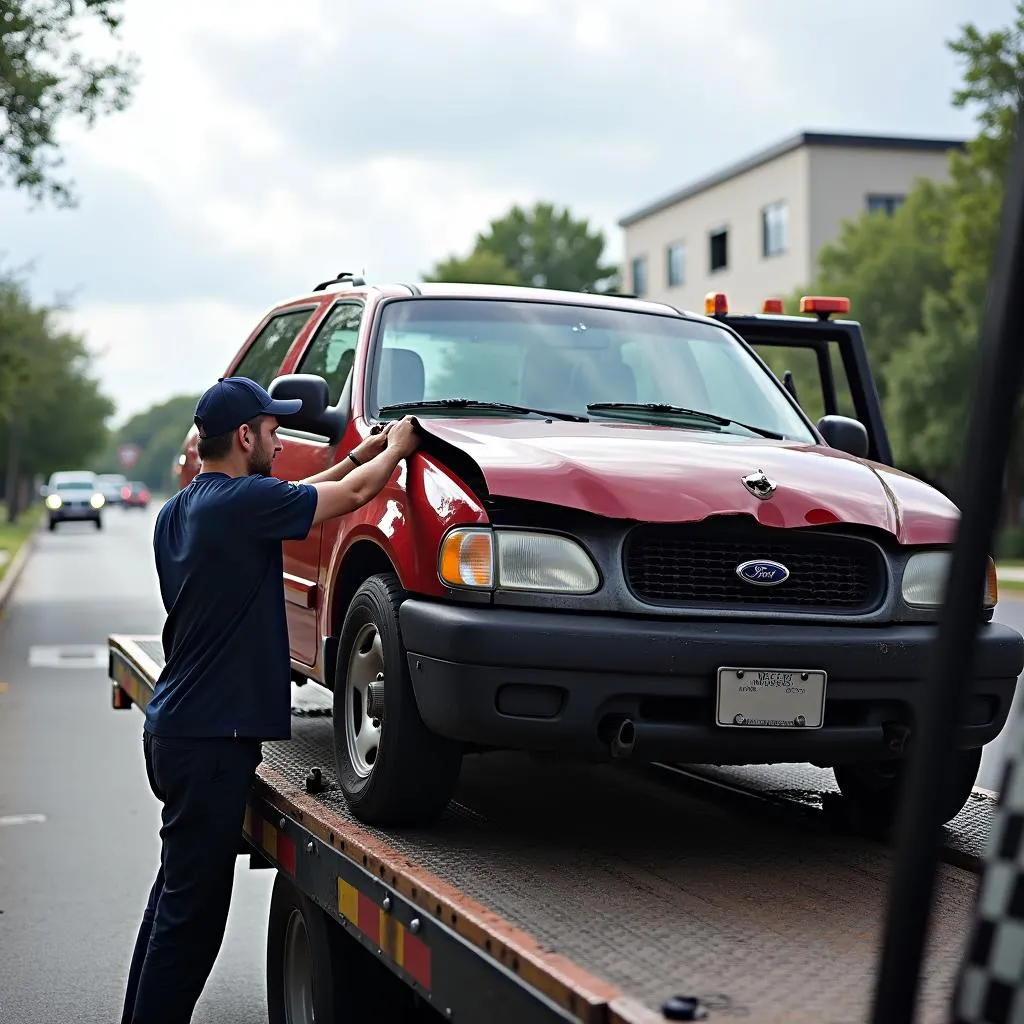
1, 0, 1013, 423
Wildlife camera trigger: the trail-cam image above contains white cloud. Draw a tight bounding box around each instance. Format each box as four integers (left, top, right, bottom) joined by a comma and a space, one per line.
4, 0, 1001, 423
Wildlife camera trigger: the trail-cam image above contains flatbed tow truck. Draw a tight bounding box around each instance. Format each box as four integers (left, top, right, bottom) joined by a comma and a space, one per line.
108, 634, 1000, 1024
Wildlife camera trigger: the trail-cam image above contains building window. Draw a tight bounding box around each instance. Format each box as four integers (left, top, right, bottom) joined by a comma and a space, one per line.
631, 255, 648, 296
666, 243, 685, 288
762, 201, 788, 257
867, 194, 905, 217
709, 229, 728, 273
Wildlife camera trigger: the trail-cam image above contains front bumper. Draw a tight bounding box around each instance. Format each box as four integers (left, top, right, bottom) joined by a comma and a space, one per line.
49, 505, 101, 521
400, 600, 1024, 765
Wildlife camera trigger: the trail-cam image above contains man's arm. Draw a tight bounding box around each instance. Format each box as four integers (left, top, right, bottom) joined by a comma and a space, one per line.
300, 424, 392, 487
307, 418, 419, 526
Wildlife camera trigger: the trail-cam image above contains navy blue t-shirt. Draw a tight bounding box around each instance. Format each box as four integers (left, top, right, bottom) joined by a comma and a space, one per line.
145, 472, 318, 740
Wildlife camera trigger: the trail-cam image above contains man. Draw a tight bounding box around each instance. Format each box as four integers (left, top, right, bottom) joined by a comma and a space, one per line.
120, 376, 420, 1024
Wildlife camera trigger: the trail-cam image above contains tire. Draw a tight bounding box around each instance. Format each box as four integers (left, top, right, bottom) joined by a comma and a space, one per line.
267, 873, 361, 1024
833, 746, 982, 831
333, 573, 462, 826
94, 517, 102, 530
48, 519, 57, 532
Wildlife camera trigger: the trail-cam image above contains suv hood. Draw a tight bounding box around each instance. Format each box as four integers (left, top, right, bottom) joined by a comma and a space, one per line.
416, 418, 959, 545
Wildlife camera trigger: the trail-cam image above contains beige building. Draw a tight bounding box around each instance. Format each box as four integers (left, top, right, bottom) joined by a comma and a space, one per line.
618, 131, 964, 314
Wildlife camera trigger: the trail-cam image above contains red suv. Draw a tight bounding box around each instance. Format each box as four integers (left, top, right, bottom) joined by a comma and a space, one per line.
177, 274, 1024, 827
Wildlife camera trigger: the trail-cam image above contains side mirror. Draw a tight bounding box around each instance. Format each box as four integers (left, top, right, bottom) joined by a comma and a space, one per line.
817, 415, 869, 459
268, 374, 345, 443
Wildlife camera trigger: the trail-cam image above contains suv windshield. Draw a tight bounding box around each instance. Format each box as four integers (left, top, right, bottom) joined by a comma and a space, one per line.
370, 298, 815, 442
54, 478, 95, 491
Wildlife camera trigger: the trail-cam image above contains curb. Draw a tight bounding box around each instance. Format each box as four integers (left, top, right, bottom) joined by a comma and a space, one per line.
0, 520, 41, 616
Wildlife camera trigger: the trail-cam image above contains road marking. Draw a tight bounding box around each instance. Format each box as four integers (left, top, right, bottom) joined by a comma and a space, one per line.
28, 645, 107, 669
0, 814, 46, 828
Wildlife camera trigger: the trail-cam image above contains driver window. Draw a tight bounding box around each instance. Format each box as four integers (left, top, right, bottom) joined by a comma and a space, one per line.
296, 302, 363, 405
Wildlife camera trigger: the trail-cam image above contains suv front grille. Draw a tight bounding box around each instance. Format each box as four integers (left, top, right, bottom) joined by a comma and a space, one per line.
624, 520, 885, 613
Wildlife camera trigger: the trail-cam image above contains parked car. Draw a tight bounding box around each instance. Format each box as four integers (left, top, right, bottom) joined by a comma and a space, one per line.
96, 473, 128, 506
44, 471, 104, 530
121, 481, 151, 509
175, 277, 1024, 828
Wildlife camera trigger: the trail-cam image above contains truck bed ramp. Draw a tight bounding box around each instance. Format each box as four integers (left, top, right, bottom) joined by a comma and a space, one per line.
109, 634, 993, 1024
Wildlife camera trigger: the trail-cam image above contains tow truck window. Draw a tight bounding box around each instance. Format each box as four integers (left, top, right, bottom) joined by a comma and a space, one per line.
372, 299, 816, 442
232, 308, 314, 389
296, 302, 363, 405
752, 340, 857, 424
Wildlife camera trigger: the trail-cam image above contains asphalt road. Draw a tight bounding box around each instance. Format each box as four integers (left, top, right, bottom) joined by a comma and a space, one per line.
0, 504, 273, 1024
0, 503, 1022, 1023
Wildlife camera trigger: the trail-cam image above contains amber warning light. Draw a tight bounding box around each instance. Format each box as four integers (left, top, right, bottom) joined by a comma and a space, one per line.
704, 291, 728, 316
762, 298, 784, 314
799, 295, 850, 319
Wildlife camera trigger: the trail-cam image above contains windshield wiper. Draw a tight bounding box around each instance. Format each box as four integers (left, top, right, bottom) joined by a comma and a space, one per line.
586, 402, 785, 440
379, 399, 589, 423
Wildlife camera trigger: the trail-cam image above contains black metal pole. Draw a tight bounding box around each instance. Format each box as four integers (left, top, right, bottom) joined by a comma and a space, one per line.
870, 105, 1024, 1024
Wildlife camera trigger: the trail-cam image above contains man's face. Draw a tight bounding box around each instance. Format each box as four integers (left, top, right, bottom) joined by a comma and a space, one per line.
245, 417, 282, 476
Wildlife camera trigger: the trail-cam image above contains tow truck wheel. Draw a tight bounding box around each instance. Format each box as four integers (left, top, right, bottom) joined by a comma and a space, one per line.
333, 572, 462, 826
833, 746, 982, 831
267, 873, 350, 1023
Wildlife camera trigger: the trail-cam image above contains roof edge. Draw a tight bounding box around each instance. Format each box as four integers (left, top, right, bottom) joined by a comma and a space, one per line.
618, 130, 968, 228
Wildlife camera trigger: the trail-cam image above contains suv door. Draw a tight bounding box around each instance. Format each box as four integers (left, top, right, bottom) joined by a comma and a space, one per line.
274, 300, 364, 669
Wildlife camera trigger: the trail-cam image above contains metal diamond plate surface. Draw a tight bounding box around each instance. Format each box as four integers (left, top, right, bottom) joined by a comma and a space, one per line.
121, 643, 987, 1022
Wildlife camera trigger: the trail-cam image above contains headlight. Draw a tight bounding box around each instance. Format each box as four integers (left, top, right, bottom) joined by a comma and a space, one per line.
902, 551, 998, 610
438, 528, 600, 594
45, 494, 62, 510
90, 493, 105, 509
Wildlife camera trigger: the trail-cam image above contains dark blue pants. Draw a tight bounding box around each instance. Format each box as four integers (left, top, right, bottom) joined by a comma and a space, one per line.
121, 731, 263, 1024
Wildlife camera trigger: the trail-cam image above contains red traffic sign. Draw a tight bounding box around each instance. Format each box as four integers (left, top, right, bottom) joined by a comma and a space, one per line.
117, 443, 141, 469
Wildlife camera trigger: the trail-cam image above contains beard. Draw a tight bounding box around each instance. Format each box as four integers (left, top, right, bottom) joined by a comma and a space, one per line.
246, 442, 274, 477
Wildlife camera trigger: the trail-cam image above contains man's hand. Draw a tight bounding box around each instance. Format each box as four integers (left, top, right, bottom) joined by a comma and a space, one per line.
387, 416, 421, 459
350, 422, 393, 465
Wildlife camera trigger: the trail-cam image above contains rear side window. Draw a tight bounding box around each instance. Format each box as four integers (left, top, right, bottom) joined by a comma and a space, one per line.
296, 302, 363, 406
233, 308, 315, 388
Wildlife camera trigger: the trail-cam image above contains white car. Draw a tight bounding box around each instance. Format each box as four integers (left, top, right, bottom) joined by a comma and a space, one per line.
44, 471, 105, 530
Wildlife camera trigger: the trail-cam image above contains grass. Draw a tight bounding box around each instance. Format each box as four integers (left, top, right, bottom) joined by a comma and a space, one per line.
0, 503, 43, 584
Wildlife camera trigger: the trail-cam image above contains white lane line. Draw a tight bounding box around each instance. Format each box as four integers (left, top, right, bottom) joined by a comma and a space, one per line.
28, 645, 107, 669
0, 814, 47, 827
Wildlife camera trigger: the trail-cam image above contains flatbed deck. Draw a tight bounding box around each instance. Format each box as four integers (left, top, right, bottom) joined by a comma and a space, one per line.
109, 634, 994, 1024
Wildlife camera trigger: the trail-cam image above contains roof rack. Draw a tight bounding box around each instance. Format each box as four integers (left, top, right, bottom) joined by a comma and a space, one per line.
312, 271, 366, 292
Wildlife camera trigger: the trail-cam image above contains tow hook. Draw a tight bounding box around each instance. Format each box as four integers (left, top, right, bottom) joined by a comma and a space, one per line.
882, 723, 910, 756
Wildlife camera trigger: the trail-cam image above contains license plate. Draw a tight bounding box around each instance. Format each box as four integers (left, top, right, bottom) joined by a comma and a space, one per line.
716, 667, 826, 729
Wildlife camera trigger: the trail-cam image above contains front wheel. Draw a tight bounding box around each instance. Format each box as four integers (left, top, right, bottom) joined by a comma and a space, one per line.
833, 746, 982, 832
333, 572, 462, 826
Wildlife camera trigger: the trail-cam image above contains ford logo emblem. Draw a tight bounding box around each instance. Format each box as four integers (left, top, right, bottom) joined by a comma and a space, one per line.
736, 559, 790, 586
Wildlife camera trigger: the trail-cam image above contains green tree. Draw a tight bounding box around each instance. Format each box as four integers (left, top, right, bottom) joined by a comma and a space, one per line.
422, 249, 520, 286
1, 0, 138, 205
93, 392, 199, 492
423, 202, 619, 292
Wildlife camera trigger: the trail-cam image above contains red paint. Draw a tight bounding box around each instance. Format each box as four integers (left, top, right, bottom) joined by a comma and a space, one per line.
358, 892, 380, 945
175, 283, 963, 688
403, 930, 432, 990
278, 833, 296, 876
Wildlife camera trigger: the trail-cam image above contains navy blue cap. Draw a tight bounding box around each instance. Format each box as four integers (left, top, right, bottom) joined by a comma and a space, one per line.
193, 377, 303, 438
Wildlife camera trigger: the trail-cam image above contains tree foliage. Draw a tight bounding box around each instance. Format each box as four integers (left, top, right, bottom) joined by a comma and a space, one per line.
423, 201, 619, 292
1, 0, 138, 205
0, 269, 114, 518
92, 392, 199, 492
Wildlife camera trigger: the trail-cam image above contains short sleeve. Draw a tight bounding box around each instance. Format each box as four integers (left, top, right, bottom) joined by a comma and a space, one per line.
238, 477, 318, 542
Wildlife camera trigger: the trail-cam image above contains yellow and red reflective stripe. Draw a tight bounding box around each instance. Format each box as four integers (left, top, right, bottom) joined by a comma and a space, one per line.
245, 806, 297, 876
337, 878, 431, 990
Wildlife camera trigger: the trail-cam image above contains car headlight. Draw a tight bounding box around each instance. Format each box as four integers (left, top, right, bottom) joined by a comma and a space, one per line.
90, 493, 105, 509
45, 494, 62, 510
438, 528, 600, 594
902, 550, 998, 610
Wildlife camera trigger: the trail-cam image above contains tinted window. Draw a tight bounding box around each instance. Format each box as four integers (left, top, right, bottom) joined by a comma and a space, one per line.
233, 308, 314, 388
295, 302, 362, 406
372, 298, 815, 442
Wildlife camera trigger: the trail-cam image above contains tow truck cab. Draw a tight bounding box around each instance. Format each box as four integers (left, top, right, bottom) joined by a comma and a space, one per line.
176, 279, 1024, 829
